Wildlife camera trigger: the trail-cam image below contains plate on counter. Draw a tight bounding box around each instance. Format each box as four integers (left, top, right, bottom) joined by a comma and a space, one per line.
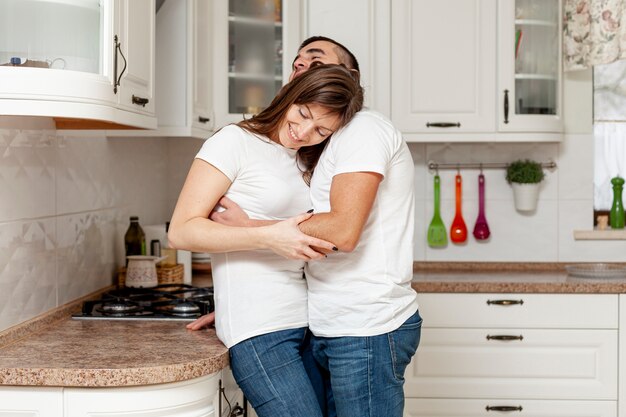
565, 263, 626, 279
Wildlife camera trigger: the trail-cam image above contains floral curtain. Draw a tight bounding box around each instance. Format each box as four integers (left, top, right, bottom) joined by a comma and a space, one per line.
564, 0, 626, 71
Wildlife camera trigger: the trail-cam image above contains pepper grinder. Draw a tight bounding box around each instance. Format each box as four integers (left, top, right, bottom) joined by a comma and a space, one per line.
610, 176, 625, 229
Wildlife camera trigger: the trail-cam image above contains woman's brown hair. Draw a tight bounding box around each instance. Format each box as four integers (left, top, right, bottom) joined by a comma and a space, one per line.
238, 64, 364, 184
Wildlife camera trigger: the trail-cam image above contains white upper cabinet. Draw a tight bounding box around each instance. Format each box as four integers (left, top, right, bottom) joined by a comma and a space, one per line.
212, 0, 301, 128
497, 0, 563, 133
144, 0, 214, 138
116, 0, 156, 117
391, 0, 497, 137
0, 0, 156, 130
390, 0, 563, 142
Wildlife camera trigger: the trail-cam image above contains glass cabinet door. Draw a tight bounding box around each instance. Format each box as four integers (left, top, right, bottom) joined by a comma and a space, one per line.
228, 0, 282, 115
0, 0, 103, 74
498, 0, 563, 132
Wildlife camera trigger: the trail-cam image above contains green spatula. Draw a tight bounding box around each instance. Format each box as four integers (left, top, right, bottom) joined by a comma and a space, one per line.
427, 175, 448, 247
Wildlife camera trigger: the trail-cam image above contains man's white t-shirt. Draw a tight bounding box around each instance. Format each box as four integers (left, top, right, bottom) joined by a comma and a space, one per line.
196, 125, 310, 348
305, 110, 418, 337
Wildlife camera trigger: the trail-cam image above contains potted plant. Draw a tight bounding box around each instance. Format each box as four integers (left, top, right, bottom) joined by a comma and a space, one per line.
506, 159, 545, 212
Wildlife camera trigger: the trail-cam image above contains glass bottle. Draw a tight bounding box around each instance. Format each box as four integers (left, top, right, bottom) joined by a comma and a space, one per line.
610, 177, 625, 229
124, 216, 146, 258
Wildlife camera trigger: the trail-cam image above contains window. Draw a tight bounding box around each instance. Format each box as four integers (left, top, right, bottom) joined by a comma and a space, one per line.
593, 60, 626, 212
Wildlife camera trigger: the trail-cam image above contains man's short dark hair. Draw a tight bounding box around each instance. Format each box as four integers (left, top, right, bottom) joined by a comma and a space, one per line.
298, 36, 360, 73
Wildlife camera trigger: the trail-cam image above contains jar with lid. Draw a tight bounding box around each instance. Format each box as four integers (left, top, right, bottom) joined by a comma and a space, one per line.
124, 216, 146, 258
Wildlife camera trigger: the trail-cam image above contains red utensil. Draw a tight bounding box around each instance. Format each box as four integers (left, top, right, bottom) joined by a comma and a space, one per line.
450, 173, 468, 243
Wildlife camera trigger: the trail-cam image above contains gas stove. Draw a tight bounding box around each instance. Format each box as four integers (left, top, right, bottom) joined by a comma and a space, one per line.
72, 284, 214, 321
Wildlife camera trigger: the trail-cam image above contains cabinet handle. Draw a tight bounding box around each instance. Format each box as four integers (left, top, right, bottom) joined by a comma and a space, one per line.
132, 95, 149, 107
487, 299, 524, 306
426, 122, 461, 128
230, 404, 245, 416
503, 89, 510, 124
486, 335, 523, 341
113, 35, 127, 94
198, 116, 211, 123
486, 405, 523, 412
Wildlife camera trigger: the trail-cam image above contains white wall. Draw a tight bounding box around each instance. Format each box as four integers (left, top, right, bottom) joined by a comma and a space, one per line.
0, 117, 173, 331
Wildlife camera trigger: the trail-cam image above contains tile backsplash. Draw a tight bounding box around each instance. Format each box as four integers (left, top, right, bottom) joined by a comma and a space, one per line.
0, 115, 622, 332
0, 118, 177, 331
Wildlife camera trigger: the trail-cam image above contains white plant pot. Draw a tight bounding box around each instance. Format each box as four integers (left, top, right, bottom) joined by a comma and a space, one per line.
512, 183, 540, 212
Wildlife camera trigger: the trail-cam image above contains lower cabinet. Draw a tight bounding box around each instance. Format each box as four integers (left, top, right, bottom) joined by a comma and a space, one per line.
65, 374, 218, 417
405, 293, 619, 417
0, 387, 63, 417
405, 399, 616, 417
0, 369, 252, 417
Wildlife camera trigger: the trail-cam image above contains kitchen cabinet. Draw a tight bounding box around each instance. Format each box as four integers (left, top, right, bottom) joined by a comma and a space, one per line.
0, 0, 156, 130
404, 293, 618, 416
0, 387, 63, 417
211, 0, 301, 128
390, 0, 563, 142
144, 0, 214, 138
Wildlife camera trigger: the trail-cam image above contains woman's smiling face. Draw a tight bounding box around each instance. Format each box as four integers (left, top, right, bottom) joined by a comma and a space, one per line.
274, 103, 340, 150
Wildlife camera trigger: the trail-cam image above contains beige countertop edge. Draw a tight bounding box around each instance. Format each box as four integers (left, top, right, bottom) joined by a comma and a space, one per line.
0, 356, 230, 388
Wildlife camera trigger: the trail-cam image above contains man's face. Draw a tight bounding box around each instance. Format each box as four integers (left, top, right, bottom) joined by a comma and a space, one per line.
289, 40, 342, 81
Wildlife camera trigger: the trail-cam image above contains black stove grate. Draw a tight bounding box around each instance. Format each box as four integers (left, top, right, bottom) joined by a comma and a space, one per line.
73, 284, 214, 321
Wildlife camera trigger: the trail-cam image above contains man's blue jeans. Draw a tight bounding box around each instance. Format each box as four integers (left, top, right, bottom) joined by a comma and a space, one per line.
229, 327, 325, 417
311, 309, 423, 417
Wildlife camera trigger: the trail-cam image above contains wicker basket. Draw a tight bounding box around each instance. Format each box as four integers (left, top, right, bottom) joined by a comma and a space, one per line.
118, 263, 184, 287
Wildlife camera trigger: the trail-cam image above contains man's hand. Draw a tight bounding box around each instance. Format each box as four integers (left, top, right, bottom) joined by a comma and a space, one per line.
186, 312, 215, 330
210, 196, 251, 226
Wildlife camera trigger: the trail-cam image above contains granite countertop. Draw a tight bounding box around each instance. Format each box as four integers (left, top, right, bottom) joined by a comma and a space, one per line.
3, 263, 626, 388
411, 262, 626, 293
0, 289, 228, 388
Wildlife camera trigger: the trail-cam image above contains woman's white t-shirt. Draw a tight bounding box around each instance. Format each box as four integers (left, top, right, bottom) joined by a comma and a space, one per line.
196, 125, 311, 348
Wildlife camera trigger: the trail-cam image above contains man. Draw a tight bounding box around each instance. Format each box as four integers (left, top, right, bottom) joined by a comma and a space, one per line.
191, 36, 421, 417
289, 36, 421, 417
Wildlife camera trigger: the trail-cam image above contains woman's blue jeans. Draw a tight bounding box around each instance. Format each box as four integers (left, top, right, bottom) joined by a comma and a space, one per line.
229, 327, 326, 417
310, 309, 423, 417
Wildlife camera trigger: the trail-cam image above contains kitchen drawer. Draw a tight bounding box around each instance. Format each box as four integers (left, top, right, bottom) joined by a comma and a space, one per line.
404, 328, 617, 400
404, 398, 616, 417
416, 293, 618, 329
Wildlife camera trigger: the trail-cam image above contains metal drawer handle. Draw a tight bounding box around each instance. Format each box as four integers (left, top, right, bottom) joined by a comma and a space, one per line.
486, 335, 523, 341
503, 89, 510, 124
426, 122, 461, 128
486, 299, 524, 306
486, 405, 523, 412
198, 116, 211, 123
132, 95, 149, 107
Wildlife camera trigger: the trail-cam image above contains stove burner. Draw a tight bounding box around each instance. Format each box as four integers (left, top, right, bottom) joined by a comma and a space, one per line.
74, 284, 214, 321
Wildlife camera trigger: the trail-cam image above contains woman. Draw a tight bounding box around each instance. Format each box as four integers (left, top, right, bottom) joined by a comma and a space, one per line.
168, 64, 364, 417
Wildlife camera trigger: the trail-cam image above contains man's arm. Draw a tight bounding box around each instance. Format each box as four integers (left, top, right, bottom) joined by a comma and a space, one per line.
299, 171, 382, 252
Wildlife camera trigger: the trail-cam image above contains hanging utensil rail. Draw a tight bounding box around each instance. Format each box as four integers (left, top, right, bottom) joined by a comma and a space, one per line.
427, 160, 557, 172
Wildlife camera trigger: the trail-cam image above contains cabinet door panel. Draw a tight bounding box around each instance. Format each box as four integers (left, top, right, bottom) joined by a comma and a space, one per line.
404, 328, 617, 400
391, 0, 496, 133
416, 293, 618, 329
404, 399, 616, 417
497, 0, 563, 132
64, 374, 219, 416
0, 387, 63, 417
117, 0, 155, 115
191, 0, 214, 132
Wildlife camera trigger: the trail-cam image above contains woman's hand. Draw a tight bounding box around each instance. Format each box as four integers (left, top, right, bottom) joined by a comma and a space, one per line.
264, 213, 336, 260
186, 312, 215, 330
